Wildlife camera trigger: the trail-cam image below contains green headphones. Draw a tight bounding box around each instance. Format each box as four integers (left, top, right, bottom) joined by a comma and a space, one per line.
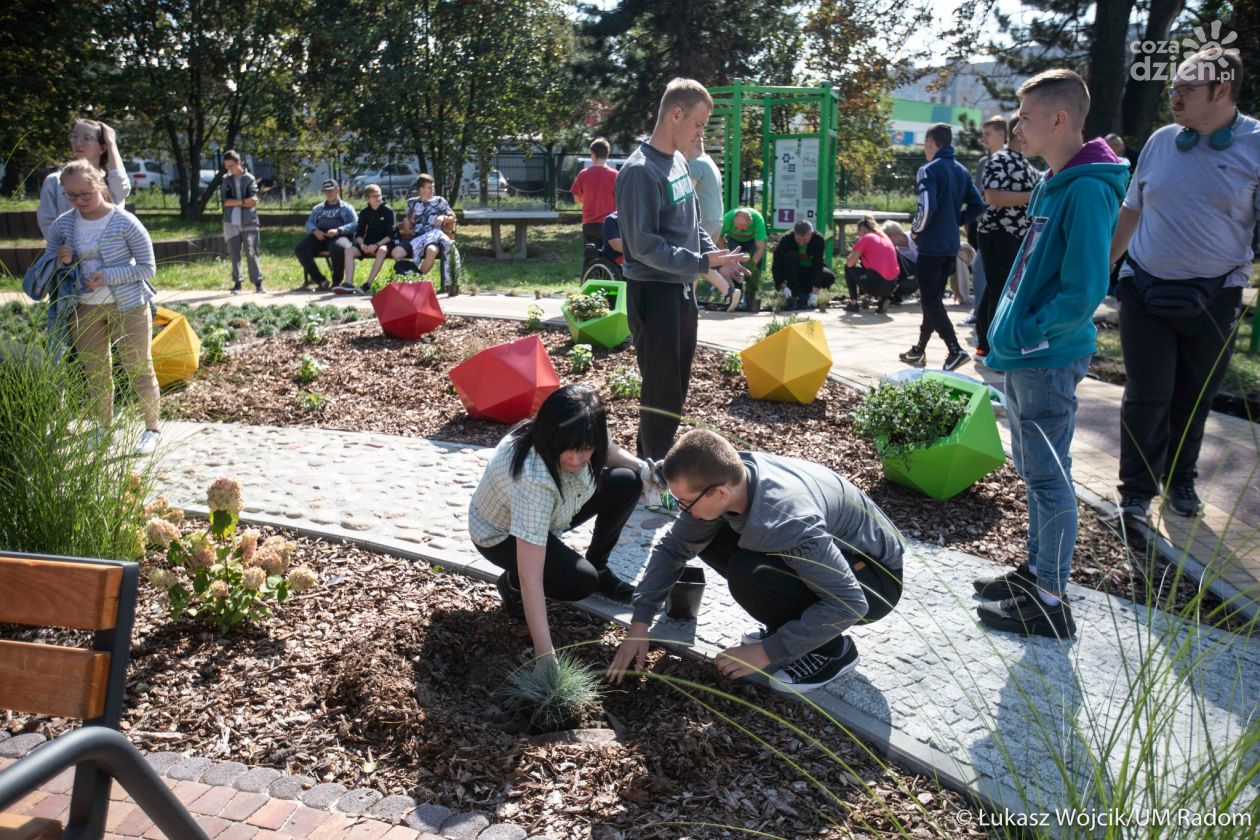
1176, 110, 1241, 151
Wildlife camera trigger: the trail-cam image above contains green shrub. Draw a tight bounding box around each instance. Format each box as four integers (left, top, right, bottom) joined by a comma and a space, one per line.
606, 365, 641, 399
565, 290, 609, 322
295, 354, 324, 384
720, 350, 742, 376
254, 320, 278, 338
340, 308, 364, 323
303, 315, 324, 344
524, 303, 545, 333
202, 327, 231, 364
756, 313, 812, 341
0, 338, 152, 560
851, 377, 967, 464
143, 478, 319, 633
498, 653, 602, 732
568, 343, 593, 374
298, 392, 326, 411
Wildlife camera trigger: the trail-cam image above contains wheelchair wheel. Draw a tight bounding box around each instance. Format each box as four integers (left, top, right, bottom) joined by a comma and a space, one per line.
581, 258, 620, 285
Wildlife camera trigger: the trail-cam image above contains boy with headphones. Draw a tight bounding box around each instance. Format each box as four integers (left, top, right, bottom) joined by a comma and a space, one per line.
1108, 49, 1256, 525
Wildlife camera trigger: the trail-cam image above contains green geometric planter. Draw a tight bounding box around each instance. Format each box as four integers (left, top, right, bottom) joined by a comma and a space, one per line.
561, 278, 630, 349
878, 373, 1006, 500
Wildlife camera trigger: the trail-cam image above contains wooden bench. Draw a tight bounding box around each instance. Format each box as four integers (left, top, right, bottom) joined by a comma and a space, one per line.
833, 208, 911, 248
460, 209, 559, 260
0, 552, 207, 840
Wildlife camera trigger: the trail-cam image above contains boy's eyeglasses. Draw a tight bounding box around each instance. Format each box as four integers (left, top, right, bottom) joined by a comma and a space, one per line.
676, 483, 718, 513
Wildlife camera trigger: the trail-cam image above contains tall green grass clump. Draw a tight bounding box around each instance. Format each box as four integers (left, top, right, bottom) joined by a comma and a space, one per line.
499, 652, 602, 732
0, 338, 152, 560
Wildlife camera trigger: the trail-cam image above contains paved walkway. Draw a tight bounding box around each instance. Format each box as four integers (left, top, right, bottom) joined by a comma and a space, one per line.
140, 421, 1259, 831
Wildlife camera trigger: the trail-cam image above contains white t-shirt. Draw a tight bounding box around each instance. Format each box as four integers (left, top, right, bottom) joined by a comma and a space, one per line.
76, 207, 117, 305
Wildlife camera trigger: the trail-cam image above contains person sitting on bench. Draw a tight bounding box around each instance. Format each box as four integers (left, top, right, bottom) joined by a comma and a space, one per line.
335, 183, 396, 295
608, 429, 905, 694
405, 173, 455, 280
295, 179, 357, 290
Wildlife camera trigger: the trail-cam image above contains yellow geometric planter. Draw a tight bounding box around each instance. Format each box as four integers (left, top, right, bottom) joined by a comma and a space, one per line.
151, 306, 201, 387
739, 320, 832, 404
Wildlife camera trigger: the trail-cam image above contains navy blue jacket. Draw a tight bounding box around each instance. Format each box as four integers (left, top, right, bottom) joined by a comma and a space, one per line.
911, 146, 984, 257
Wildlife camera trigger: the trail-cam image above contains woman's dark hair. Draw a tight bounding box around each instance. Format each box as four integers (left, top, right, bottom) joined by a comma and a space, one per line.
509, 384, 608, 496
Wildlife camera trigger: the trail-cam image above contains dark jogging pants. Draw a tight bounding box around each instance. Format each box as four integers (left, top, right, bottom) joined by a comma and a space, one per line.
626, 278, 698, 461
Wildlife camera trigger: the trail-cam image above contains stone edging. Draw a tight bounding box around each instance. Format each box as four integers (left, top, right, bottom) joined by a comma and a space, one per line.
0, 728, 551, 840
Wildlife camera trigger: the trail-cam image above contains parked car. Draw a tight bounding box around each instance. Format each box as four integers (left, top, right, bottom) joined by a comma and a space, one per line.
459, 169, 510, 198
351, 164, 420, 196
123, 158, 172, 191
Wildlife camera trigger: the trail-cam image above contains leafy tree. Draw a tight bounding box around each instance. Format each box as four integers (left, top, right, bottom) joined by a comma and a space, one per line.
304, 0, 580, 202
0, 2, 112, 196
99, 0, 308, 218
575, 0, 802, 144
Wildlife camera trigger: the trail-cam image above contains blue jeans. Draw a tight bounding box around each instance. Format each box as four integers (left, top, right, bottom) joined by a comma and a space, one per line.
1004, 355, 1091, 598
970, 250, 987, 314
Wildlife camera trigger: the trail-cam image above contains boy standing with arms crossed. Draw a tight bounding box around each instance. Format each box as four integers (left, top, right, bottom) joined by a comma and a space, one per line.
973, 70, 1128, 638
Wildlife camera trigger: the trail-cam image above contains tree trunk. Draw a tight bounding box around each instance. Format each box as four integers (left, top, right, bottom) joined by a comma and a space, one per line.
1085, 0, 1138, 139
1, 150, 26, 197
1122, 0, 1186, 148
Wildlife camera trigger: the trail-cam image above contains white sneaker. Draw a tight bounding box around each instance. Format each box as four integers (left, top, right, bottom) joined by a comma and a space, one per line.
726, 287, 742, 313
807, 292, 818, 307
135, 429, 161, 455
780, 287, 792, 304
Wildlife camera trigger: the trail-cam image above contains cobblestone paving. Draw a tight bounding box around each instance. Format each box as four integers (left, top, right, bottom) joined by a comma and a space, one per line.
154, 421, 1260, 822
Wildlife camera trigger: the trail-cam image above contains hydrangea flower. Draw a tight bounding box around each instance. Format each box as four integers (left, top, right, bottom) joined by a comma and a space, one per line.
147, 568, 178, 590
207, 476, 243, 515
186, 532, 216, 570
241, 567, 266, 591
258, 547, 289, 576
146, 517, 181, 549
286, 566, 318, 593
261, 535, 295, 561
239, 528, 261, 564
208, 579, 231, 599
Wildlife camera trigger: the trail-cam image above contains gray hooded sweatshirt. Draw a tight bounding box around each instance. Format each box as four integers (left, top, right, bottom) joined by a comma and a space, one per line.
631, 453, 905, 665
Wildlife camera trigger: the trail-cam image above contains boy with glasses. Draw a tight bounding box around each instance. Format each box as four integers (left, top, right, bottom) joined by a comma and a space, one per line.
607, 429, 905, 694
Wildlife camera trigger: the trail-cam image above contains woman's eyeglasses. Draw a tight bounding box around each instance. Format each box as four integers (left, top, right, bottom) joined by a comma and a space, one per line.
62, 190, 96, 202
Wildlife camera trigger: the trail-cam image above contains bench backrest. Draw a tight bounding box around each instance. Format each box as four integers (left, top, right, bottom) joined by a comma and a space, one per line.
0, 553, 139, 727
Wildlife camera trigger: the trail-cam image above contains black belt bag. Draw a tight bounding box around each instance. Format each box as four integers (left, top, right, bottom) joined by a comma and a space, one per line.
1127, 260, 1229, 319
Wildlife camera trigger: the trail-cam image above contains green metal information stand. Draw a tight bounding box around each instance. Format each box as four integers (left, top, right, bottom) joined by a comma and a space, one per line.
708, 83, 839, 264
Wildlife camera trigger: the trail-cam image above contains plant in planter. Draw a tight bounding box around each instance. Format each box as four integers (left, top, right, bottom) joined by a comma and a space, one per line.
852, 373, 1006, 499
371, 278, 446, 340
524, 303, 545, 333
144, 477, 319, 633
740, 316, 831, 404
498, 653, 603, 733
815, 289, 833, 312
561, 279, 630, 349
743, 267, 764, 313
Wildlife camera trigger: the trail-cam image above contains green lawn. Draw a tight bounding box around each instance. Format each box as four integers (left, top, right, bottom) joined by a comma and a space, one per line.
1095, 314, 1260, 397
77, 223, 587, 295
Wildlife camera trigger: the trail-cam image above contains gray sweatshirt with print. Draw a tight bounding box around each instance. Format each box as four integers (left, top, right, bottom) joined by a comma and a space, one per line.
631, 453, 905, 665
614, 142, 717, 284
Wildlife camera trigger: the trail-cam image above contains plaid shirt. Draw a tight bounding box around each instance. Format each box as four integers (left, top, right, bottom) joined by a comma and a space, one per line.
469, 434, 596, 548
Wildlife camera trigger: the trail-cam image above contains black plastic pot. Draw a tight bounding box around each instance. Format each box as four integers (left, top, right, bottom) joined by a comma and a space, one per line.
666, 565, 706, 620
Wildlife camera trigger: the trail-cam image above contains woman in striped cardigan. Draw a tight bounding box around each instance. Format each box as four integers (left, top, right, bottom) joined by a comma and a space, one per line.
44, 159, 161, 455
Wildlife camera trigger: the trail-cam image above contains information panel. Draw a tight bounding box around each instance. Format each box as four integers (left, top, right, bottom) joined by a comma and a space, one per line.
770, 136, 820, 231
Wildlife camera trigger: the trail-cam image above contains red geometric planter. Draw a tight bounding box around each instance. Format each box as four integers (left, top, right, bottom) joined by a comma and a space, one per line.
371, 281, 445, 340
448, 335, 560, 423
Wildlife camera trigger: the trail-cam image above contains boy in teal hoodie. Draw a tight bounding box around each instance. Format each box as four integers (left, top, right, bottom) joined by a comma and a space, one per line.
973, 69, 1129, 639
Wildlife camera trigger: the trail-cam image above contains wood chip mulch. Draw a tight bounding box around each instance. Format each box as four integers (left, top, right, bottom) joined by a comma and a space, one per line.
165, 315, 1191, 607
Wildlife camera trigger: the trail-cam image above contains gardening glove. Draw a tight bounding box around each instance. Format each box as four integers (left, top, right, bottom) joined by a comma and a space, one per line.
638, 458, 666, 501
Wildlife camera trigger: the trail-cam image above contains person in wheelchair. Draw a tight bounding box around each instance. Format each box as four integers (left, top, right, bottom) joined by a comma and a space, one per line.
581, 211, 625, 283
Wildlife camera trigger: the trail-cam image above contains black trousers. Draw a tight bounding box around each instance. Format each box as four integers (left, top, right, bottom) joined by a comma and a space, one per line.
294, 232, 351, 285
698, 524, 903, 656
844, 265, 894, 300
474, 467, 640, 601
1117, 278, 1243, 499
915, 254, 961, 351
626, 279, 698, 460
582, 222, 605, 250
976, 230, 1023, 354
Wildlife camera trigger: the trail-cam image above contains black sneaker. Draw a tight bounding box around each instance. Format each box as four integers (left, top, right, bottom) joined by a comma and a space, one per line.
254, 282, 266, 293
1167, 483, 1203, 517
331, 283, 355, 295
943, 348, 971, 371
973, 563, 1037, 600
496, 572, 524, 619
596, 567, 634, 604
977, 593, 1076, 639
1110, 495, 1151, 523
768, 636, 859, 694
844, 300, 860, 312
899, 346, 926, 366
317, 280, 332, 291
876, 297, 889, 314
231, 282, 242, 294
